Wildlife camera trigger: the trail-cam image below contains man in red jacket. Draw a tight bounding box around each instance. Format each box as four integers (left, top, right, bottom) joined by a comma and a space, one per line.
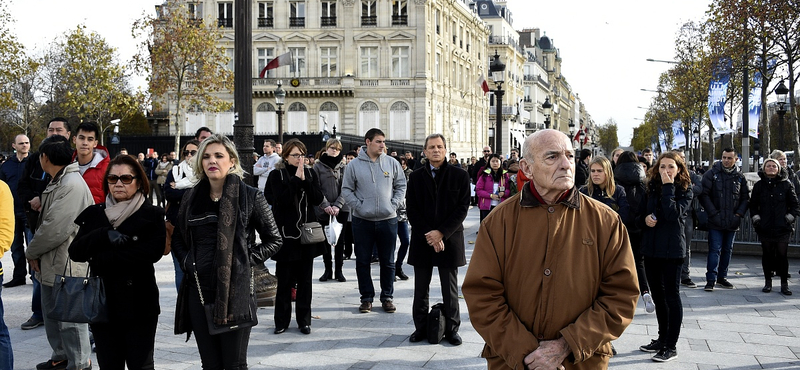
72, 122, 109, 204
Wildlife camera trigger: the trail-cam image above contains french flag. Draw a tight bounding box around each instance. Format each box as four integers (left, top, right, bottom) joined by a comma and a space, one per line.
258, 52, 293, 78
476, 74, 489, 95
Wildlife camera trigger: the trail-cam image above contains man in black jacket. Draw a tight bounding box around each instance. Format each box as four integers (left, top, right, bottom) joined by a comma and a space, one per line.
575, 149, 592, 188
700, 148, 750, 291
405, 134, 471, 346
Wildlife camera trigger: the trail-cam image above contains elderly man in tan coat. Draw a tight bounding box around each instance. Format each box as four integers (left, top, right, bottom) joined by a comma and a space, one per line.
463, 130, 639, 370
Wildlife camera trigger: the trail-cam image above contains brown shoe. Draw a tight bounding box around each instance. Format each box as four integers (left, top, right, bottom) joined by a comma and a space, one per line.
359, 301, 372, 313
382, 300, 396, 313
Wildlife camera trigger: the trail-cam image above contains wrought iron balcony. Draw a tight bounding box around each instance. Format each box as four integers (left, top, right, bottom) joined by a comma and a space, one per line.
361, 16, 377, 26
290, 17, 305, 27
392, 15, 407, 26
258, 17, 273, 28
217, 18, 233, 28
320, 16, 337, 27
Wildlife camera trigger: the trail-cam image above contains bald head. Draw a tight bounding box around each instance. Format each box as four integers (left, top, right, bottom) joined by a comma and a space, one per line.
13, 134, 31, 158
520, 129, 575, 203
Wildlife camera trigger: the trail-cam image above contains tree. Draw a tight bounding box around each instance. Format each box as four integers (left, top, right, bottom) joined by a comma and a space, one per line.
0, 0, 23, 111
132, 1, 233, 154
57, 25, 141, 146
596, 118, 619, 155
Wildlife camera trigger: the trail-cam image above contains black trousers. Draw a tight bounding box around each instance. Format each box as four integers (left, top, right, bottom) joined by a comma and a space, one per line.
91, 316, 158, 370
644, 257, 683, 349
761, 235, 790, 278
412, 265, 460, 334
630, 232, 649, 295
275, 258, 314, 329
187, 285, 251, 369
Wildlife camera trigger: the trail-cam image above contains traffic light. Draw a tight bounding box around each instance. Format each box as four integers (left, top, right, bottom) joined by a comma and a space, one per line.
753, 138, 760, 154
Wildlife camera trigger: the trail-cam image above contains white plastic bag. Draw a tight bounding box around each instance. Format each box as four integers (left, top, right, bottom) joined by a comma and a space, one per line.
324, 215, 343, 245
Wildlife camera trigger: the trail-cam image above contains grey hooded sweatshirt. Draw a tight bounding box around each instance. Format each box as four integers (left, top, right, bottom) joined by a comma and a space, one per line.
341, 147, 406, 221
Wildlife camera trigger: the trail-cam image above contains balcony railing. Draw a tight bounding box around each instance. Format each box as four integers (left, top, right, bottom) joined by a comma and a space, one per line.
390, 79, 410, 86
217, 18, 233, 28
361, 16, 377, 26
489, 106, 516, 115
320, 16, 337, 27
290, 17, 305, 27
360, 80, 378, 87
392, 15, 407, 26
258, 17, 273, 28
253, 77, 343, 87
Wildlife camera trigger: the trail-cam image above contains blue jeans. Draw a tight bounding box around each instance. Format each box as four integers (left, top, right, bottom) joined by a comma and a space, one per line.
706, 229, 736, 282
352, 217, 397, 303
0, 266, 15, 368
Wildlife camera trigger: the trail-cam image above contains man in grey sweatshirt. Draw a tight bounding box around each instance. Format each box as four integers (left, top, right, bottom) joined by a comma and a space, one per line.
341, 128, 406, 314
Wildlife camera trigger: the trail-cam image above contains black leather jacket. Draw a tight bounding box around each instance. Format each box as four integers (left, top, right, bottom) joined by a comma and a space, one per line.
172, 176, 282, 335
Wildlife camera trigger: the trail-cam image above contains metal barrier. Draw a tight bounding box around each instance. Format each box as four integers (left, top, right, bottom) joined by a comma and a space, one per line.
692, 212, 800, 247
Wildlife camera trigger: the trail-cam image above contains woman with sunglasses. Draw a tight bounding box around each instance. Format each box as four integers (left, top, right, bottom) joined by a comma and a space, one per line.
68, 155, 166, 369
171, 134, 282, 369
265, 138, 325, 335
163, 140, 200, 291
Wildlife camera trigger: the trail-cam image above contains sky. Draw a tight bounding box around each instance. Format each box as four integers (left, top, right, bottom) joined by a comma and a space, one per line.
505, 0, 712, 146
7, 0, 712, 147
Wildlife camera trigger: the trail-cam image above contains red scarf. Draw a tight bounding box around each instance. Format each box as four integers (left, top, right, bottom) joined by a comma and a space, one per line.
529, 181, 571, 205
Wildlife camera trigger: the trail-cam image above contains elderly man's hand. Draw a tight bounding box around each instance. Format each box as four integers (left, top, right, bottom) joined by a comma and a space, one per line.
523, 337, 570, 370
432, 240, 445, 253
425, 230, 443, 246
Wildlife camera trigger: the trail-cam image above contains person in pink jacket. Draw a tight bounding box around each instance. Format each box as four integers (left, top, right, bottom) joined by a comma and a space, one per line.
476, 154, 511, 222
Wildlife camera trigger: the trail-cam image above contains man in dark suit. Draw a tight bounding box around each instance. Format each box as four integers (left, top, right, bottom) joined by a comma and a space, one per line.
405, 134, 471, 346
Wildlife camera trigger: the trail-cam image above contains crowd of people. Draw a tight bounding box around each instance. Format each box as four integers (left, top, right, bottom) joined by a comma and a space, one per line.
1, 122, 799, 369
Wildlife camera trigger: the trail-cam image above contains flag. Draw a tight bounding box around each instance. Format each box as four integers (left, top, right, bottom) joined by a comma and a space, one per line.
476, 74, 489, 95
708, 58, 733, 134
258, 52, 293, 78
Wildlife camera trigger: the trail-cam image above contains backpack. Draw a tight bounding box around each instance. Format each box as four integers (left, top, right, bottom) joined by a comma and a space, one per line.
427, 303, 445, 344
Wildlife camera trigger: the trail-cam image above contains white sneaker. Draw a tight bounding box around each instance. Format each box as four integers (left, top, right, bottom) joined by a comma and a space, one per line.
643, 293, 655, 313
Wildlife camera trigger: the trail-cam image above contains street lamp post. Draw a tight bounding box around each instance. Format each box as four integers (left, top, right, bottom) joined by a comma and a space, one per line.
274, 82, 286, 144
579, 127, 586, 151
542, 96, 552, 129
489, 51, 506, 154
776, 79, 789, 150
693, 127, 700, 167
568, 119, 576, 157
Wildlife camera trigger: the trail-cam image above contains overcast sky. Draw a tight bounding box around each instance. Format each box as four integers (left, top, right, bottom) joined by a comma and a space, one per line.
9, 0, 711, 147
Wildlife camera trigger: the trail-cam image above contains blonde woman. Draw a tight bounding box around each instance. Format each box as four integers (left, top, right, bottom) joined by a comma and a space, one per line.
579, 157, 630, 225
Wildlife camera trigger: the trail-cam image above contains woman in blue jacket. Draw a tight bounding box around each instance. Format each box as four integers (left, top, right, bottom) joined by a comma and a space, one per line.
638, 152, 693, 363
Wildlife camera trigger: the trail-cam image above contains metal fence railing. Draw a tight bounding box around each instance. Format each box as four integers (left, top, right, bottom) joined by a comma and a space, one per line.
692, 212, 800, 247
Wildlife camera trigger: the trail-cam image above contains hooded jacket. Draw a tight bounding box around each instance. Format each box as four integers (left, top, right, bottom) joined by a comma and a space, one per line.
341, 147, 406, 221
25, 162, 93, 286
749, 169, 800, 237
72, 145, 110, 204
613, 161, 646, 233
313, 153, 349, 224
254, 152, 280, 191
700, 161, 750, 231
463, 184, 639, 370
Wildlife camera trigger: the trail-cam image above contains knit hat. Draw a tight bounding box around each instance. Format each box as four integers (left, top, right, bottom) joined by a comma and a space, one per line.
762, 158, 781, 172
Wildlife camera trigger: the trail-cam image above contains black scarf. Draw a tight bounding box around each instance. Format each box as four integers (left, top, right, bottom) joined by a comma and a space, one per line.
319, 152, 343, 169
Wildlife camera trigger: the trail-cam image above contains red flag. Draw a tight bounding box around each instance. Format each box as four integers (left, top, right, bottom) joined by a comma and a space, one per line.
476, 74, 489, 95
258, 52, 293, 78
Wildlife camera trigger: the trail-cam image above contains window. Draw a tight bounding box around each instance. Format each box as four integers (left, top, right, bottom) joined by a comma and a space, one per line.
320, 47, 337, 77
287, 102, 308, 133
361, 0, 376, 26
359, 101, 379, 135
390, 101, 410, 140
435, 9, 440, 34
290, 2, 306, 27
435, 52, 440, 80
319, 102, 340, 133
360, 47, 379, 78
257, 48, 275, 77
392, 0, 407, 25
256, 102, 276, 133
258, 2, 273, 27
188, 3, 203, 19
218, 2, 233, 27
289, 47, 306, 75
391, 46, 409, 78
321, 1, 336, 26
226, 48, 234, 71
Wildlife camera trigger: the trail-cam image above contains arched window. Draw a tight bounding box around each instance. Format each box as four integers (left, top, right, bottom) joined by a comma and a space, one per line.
287, 102, 308, 133
319, 102, 339, 133
255, 102, 276, 134
257, 102, 275, 112
389, 101, 410, 140
359, 101, 380, 135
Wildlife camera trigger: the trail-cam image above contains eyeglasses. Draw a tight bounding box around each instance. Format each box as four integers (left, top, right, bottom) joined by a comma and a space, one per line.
106, 174, 137, 184
288, 153, 304, 159
483, 150, 491, 153
183, 150, 197, 157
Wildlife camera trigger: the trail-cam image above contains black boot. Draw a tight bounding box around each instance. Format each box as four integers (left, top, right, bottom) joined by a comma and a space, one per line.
319, 261, 333, 282
335, 262, 346, 282
781, 278, 792, 295
763, 277, 772, 293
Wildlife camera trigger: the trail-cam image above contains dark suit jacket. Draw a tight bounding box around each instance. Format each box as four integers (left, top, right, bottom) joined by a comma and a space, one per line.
406, 161, 470, 268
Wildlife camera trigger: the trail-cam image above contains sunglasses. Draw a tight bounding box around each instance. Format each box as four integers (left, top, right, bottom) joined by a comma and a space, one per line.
106, 174, 137, 184
183, 150, 198, 156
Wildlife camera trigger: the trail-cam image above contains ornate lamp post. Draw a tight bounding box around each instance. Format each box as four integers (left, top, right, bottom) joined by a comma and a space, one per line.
776, 79, 789, 150
489, 51, 506, 154
542, 96, 552, 129
579, 127, 586, 151
693, 127, 700, 167
568, 119, 576, 157
274, 82, 286, 144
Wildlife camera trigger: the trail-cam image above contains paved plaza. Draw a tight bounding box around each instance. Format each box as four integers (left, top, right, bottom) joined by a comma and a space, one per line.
3, 206, 800, 369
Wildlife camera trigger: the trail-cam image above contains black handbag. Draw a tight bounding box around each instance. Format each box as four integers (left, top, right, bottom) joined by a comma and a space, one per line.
193, 267, 257, 335
48, 259, 108, 324
427, 303, 446, 344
